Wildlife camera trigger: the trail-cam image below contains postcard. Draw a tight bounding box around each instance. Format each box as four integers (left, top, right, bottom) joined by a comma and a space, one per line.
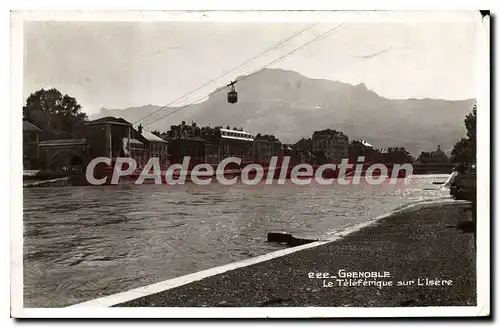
11, 10, 490, 318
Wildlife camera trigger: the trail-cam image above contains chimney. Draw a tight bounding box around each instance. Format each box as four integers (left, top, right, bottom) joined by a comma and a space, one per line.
138, 124, 143, 134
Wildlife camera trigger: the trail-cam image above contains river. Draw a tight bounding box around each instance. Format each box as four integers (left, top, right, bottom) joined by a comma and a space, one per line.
23, 175, 451, 307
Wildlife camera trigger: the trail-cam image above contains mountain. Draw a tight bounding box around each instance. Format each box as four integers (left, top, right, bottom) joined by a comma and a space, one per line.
93, 68, 475, 156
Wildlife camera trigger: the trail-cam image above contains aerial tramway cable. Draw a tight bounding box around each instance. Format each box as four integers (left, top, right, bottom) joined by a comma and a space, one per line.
142, 22, 346, 128
133, 23, 319, 126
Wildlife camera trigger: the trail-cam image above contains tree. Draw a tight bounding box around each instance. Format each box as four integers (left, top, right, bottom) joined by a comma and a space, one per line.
23, 88, 88, 138
451, 138, 474, 164
465, 104, 477, 141
450, 103, 476, 164
417, 151, 433, 164
384, 147, 414, 164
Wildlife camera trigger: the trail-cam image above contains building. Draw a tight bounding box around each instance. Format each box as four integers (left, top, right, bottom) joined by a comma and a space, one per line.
194, 124, 254, 165
348, 139, 379, 163
132, 124, 169, 169
298, 149, 316, 165
293, 138, 313, 152
85, 117, 133, 159
129, 137, 149, 169
205, 143, 220, 165
23, 116, 171, 174
85, 117, 170, 170
281, 144, 300, 165
253, 134, 282, 165
37, 138, 89, 172
218, 128, 254, 164
164, 122, 206, 165
312, 129, 349, 163
23, 120, 42, 170
432, 145, 449, 163
359, 139, 373, 148
167, 137, 206, 166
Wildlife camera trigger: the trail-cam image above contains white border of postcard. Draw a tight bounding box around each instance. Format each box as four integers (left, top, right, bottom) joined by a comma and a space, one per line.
10, 10, 490, 318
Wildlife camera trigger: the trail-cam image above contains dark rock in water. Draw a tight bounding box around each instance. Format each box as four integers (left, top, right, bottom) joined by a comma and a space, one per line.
287, 234, 318, 247
267, 232, 292, 244
267, 232, 318, 247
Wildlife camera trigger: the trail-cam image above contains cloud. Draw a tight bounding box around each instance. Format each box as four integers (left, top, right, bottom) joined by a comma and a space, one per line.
353, 45, 394, 59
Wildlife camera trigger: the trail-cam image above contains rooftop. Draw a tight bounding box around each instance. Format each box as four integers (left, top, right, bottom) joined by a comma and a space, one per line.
359, 139, 374, 148
220, 128, 254, 141
130, 138, 143, 144
135, 126, 167, 143
313, 129, 346, 137
87, 116, 132, 126
23, 120, 43, 132
221, 134, 254, 142
220, 128, 252, 136
168, 135, 206, 142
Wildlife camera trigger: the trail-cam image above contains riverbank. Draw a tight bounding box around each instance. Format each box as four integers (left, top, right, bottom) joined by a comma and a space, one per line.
23, 176, 73, 188
114, 202, 475, 307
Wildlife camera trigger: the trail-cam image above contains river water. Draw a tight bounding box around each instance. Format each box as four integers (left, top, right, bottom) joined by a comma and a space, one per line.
23, 175, 451, 307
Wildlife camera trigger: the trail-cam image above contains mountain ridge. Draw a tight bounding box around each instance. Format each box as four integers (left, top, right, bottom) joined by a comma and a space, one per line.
92, 68, 474, 156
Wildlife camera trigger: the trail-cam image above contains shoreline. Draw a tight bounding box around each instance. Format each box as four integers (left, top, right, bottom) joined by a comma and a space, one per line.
68, 199, 474, 308
24, 161, 417, 187
23, 173, 446, 188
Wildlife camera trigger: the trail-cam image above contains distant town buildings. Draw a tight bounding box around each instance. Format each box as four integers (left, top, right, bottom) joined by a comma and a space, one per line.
23, 115, 427, 173
134, 124, 169, 169
293, 138, 313, 152
253, 134, 282, 165
163, 121, 206, 165
164, 122, 256, 166
24, 116, 170, 172
348, 139, 379, 163
282, 144, 315, 165
417, 145, 449, 164
219, 128, 255, 164
312, 129, 349, 164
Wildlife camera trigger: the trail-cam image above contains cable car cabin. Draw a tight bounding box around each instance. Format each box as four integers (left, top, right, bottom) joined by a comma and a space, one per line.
227, 84, 238, 104
227, 91, 238, 103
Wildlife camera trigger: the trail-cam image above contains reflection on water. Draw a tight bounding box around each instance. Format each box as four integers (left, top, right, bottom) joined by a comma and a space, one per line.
23, 175, 451, 307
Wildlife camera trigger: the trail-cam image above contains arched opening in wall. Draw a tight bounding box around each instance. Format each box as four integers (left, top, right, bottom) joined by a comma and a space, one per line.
69, 154, 85, 174
70, 155, 83, 166
47, 150, 84, 173
48, 152, 67, 171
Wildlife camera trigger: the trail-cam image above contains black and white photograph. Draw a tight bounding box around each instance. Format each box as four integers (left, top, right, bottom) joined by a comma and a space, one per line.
10, 10, 490, 318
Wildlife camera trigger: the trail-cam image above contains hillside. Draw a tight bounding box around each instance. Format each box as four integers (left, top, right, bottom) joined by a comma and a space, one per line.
94, 68, 474, 156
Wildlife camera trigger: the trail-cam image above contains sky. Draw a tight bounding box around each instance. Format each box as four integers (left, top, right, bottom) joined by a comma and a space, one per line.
23, 14, 481, 115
